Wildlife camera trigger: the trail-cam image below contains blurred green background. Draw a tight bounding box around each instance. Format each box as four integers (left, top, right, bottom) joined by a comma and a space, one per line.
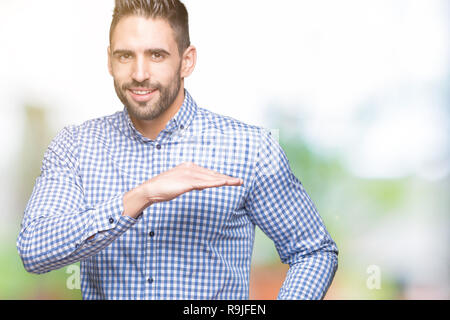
0, 0, 448, 299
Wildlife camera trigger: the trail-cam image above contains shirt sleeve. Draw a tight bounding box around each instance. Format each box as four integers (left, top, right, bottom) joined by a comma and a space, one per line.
245, 128, 339, 300
16, 126, 139, 274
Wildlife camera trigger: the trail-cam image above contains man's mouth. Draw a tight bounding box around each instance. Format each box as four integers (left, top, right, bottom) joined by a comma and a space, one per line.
127, 88, 158, 102
129, 89, 155, 95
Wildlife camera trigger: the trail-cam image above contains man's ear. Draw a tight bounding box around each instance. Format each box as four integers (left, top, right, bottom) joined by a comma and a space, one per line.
107, 46, 113, 76
180, 45, 197, 78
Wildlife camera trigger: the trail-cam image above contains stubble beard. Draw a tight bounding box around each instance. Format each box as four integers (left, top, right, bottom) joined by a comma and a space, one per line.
114, 68, 182, 121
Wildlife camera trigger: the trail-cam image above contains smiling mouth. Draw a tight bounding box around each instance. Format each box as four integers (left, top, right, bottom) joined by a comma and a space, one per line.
127, 88, 158, 102
128, 88, 157, 95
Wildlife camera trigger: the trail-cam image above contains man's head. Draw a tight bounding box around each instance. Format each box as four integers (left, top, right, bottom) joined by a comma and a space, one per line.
110, 0, 190, 56
108, 0, 196, 122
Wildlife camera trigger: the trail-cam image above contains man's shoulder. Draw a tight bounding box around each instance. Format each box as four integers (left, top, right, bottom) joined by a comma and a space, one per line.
64, 110, 123, 136
195, 106, 266, 137
81, 110, 122, 129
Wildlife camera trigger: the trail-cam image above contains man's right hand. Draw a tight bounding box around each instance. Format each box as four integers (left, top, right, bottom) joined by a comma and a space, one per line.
122, 162, 243, 219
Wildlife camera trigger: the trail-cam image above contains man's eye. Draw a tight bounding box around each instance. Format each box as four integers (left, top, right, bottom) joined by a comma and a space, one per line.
119, 54, 132, 61
152, 53, 163, 60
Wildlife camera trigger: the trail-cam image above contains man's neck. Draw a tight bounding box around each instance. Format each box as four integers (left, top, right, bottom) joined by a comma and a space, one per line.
130, 87, 185, 141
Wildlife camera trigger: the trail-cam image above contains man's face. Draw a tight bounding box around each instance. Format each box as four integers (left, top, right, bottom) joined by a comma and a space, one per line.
108, 16, 183, 121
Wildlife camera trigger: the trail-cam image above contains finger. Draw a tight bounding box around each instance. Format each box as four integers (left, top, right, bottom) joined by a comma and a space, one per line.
194, 172, 243, 185
193, 177, 243, 190
224, 178, 244, 186
196, 166, 242, 182
192, 179, 228, 190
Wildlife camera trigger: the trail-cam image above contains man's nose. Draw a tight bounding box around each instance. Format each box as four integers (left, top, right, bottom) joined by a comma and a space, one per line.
131, 57, 150, 83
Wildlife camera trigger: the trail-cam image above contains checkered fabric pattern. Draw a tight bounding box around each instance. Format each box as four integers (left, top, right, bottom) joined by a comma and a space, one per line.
17, 90, 338, 300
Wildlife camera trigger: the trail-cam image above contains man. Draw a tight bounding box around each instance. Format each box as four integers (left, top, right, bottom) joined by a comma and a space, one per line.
17, 0, 338, 300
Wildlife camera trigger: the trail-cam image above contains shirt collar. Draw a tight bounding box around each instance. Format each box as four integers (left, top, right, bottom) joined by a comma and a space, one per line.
120, 89, 198, 142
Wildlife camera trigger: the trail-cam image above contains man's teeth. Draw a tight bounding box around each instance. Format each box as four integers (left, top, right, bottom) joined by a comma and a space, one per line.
132, 90, 153, 95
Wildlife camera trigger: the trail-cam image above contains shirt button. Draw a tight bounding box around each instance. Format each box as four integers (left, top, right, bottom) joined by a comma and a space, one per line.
149, 231, 155, 237
156, 144, 161, 150
109, 218, 114, 224
180, 125, 184, 130
147, 277, 154, 284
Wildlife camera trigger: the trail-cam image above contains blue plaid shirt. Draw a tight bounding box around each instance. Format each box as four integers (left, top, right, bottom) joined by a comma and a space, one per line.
17, 90, 338, 300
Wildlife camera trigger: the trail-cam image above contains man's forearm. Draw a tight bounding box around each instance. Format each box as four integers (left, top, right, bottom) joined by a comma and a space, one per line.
85, 185, 148, 241
122, 184, 152, 219
277, 251, 338, 300
88, 182, 155, 241
17, 194, 138, 274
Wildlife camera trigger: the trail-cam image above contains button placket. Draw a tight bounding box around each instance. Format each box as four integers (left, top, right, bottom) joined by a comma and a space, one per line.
150, 137, 167, 300
143, 146, 156, 299
146, 144, 163, 299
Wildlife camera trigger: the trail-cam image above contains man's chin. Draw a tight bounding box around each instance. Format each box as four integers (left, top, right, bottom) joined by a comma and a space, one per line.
126, 103, 163, 121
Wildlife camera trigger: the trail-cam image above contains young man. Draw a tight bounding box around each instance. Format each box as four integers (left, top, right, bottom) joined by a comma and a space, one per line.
17, 0, 338, 300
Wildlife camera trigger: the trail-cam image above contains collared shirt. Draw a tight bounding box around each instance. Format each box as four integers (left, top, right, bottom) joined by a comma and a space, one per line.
17, 90, 338, 300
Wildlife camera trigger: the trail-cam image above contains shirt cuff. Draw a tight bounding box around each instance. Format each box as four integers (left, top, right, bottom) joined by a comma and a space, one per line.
81, 194, 138, 242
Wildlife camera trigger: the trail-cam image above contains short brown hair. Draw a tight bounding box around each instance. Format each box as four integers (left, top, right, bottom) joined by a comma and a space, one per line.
110, 0, 190, 55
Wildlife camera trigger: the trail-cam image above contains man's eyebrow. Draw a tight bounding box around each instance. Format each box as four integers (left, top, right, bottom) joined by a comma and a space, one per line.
112, 49, 133, 56
145, 48, 171, 56
112, 48, 171, 56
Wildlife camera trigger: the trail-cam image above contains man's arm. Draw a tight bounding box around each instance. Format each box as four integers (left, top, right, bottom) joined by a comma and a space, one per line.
17, 126, 242, 274
245, 129, 338, 300
16, 126, 140, 274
